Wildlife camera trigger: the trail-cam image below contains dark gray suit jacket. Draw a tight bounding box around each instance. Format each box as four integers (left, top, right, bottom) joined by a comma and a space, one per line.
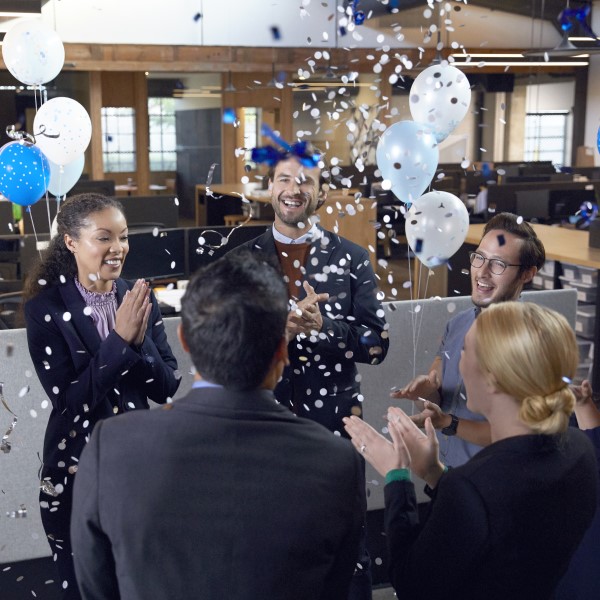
71, 387, 366, 600
234, 225, 389, 435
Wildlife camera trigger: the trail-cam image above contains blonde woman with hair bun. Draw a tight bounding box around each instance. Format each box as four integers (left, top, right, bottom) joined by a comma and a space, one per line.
344, 301, 598, 599
475, 302, 577, 437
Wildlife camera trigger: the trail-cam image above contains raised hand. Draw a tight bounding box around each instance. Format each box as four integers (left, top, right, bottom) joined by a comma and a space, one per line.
387, 407, 445, 488
391, 371, 441, 403
114, 279, 151, 345
286, 281, 329, 339
409, 399, 450, 430
343, 415, 410, 477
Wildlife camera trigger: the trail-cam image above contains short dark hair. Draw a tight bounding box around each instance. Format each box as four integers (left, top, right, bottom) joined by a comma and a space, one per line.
180, 250, 288, 390
483, 212, 545, 272
24, 194, 125, 299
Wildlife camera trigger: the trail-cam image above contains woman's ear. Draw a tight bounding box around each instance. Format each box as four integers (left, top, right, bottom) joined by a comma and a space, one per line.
64, 233, 76, 254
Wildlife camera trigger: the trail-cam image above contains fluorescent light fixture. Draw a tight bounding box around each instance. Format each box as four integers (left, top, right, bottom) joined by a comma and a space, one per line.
452, 61, 589, 68
451, 53, 524, 58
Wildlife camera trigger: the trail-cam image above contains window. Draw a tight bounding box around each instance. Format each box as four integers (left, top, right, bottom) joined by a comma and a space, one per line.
524, 112, 569, 167
101, 107, 136, 172
148, 97, 176, 171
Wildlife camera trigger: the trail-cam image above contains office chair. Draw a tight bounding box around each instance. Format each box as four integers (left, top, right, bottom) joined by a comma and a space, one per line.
0, 291, 24, 329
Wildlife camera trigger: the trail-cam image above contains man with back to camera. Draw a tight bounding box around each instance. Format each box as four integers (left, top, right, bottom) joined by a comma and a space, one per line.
232, 150, 390, 598
70, 251, 366, 600
395, 212, 545, 467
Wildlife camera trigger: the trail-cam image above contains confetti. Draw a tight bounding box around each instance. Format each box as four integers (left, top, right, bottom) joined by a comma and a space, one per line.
222, 108, 236, 124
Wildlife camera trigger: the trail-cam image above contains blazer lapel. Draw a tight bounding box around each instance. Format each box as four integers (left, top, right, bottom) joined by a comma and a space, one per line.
58, 279, 103, 355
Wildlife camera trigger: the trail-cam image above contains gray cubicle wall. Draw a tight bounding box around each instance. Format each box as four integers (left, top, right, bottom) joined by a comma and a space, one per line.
0, 289, 576, 566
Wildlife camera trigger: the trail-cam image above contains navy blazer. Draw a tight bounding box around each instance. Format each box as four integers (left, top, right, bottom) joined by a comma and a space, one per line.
235, 226, 389, 434
72, 387, 365, 600
24, 278, 180, 470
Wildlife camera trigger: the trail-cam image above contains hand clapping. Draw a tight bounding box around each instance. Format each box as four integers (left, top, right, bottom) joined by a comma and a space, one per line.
286, 281, 329, 340
114, 279, 151, 346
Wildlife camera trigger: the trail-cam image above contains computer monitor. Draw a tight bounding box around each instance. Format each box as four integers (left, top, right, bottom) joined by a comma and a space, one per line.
120, 228, 186, 281
69, 179, 116, 197
187, 225, 270, 277
515, 189, 550, 220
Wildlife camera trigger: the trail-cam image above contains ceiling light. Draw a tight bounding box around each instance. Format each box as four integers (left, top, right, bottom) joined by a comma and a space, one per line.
453, 61, 589, 68
451, 54, 525, 59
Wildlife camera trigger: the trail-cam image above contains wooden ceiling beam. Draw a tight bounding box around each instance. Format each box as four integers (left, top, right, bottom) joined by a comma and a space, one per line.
0, 43, 586, 76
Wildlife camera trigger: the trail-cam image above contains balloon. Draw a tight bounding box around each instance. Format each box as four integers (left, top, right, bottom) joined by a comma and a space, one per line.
1, 18, 65, 85
34, 97, 92, 166
376, 120, 439, 204
405, 190, 470, 269
409, 63, 471, 143
0, 141, 50, 206
47, 154, 85, 197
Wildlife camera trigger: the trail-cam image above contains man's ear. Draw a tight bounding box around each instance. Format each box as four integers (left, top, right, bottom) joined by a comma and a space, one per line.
273, 335, 289, 367
316, 188, 328, 210
177, 323, 190, 354
520, 266, 537, 285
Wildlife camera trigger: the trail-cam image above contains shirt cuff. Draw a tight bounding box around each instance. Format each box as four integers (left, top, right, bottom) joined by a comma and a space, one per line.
385, 468, 411, 484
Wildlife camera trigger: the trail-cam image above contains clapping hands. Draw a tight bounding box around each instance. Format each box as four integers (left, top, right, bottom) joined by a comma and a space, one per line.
286, 281, 329, 340
114, 279, 151, 346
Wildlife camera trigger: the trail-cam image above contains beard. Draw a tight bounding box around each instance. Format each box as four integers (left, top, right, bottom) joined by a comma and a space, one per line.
273, 192, 314, 227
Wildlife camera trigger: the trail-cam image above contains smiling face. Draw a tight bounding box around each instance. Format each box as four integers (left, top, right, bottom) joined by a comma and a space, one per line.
270, 157, 322, 238
470, 229, 535, 309
64, 207, 129, 292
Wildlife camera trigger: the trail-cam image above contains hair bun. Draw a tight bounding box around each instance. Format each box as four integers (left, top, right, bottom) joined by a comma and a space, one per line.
519, 387, 575, 434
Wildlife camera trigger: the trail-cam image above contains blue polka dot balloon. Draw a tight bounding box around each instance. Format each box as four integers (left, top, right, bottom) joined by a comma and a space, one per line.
0, 141, 50, 206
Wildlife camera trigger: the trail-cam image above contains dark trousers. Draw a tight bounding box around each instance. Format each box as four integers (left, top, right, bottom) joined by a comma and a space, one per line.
348, 518, 373, 600
39, 467, 82, 600
348, 453, 372, 600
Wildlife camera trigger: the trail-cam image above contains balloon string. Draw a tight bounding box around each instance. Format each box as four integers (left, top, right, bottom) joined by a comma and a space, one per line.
27, 209, 43, 260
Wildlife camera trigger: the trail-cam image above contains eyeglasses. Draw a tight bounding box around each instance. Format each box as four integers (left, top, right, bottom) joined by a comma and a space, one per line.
469, 251, 522, 275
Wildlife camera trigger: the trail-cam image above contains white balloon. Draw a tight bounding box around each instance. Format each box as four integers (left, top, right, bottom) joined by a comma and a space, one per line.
34, 98, 92, 166
375, 120, 439, 205
1, 18, 64, 85
47, 154, 85, 197
405, 190, 470, 268
409, 62, 471, 144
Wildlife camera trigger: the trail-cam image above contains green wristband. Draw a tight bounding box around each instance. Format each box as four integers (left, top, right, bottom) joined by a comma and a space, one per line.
385, 468, 411, 484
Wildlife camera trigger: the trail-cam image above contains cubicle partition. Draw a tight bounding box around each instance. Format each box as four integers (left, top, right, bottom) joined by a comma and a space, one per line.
21, 195, 179, 235
0, 288, 576, 576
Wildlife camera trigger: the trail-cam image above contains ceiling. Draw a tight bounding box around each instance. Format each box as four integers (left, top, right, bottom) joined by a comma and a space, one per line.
361, 0, 584, 25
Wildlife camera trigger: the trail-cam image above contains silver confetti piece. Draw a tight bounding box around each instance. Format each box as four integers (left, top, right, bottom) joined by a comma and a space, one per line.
40, 480, 59, 497
6, 504, 27, 518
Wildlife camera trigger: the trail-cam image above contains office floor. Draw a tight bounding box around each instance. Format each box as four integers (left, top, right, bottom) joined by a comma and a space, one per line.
373, 586, 397, 599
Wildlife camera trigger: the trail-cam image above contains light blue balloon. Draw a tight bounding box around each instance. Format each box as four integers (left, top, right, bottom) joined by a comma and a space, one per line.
0, 141, 50, 206
376, 120, 439, 204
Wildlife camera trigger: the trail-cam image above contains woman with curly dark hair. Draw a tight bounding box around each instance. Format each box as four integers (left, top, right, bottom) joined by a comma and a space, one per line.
24, 193, 180, 599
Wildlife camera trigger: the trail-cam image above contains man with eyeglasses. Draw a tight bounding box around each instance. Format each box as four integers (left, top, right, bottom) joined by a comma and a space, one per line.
393, 212, 546, 466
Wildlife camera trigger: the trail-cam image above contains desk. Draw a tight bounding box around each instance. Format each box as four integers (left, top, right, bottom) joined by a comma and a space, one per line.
115, 184, 138, 196
465, 223, 600, 268
195, 183, 270, 226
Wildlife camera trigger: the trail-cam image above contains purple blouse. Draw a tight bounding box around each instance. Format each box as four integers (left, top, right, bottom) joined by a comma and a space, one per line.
74, 277, 118, 340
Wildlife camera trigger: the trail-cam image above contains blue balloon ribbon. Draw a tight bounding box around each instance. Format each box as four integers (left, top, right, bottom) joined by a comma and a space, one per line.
250, 124, 321, 168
